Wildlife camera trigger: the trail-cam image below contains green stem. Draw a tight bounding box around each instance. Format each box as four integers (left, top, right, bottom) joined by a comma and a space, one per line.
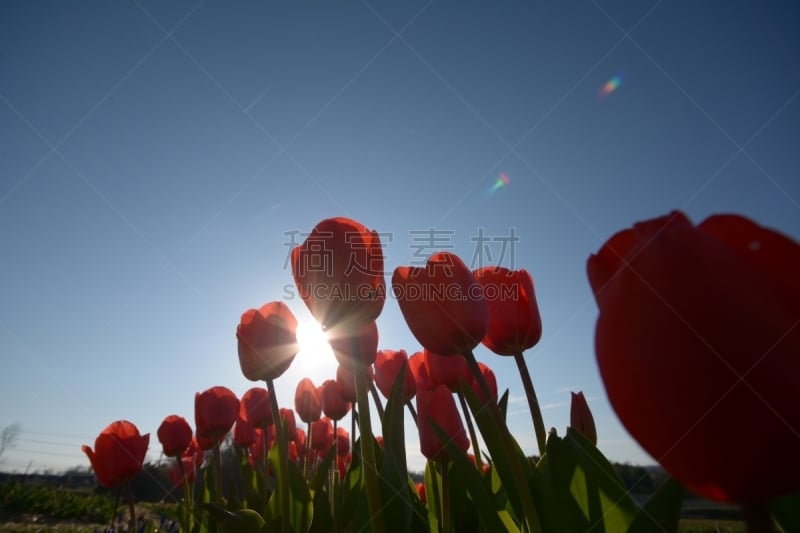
351, 405, 358, 460
514, 352, 547, 458
109, 486, 121, 533
426, 460, 441, 525
463, 349, 543, 533
331, 419, 339, 530
305, 422, 313, 480
369, 380, 386, 421
266, 378, 291, 533
457, 391, 483, 471
743, 505, 778, 533
333, 419, 339, 472
213, 441, 223, 502
178, 457, 193, 532
125, 480, 137, 532
440, 462, 452, 533
354, 362, 386, 533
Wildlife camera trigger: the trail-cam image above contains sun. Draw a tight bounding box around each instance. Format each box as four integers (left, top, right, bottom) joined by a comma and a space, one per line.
294, 320, 337, 379
296, 320, 332, 355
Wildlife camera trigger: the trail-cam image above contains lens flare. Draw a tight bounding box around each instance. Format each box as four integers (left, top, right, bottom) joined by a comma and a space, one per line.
488, 172, 511, 194
597, 75, 623, 99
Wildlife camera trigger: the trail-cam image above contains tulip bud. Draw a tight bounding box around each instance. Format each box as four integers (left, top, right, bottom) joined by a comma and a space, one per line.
569, 391, 597, 446
295, 378, 322, 423
234, 417, 257, 449
328, 321, 379, 368
393, 252, 488, 355
320, 378, 351, 421
373, 349, 416, 402
416, 385, 469, 462
195, 386, 240, 442
237, 302, 299, 382
240, 387, 272, 429
157, 415, 193, 458
291, 217, 386, 329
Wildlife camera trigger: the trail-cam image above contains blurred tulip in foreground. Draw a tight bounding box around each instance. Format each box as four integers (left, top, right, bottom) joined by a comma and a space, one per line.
588, 210, 800, 503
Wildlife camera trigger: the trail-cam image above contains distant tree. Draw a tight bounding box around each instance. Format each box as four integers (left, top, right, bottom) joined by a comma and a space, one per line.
0, 423, 21, 464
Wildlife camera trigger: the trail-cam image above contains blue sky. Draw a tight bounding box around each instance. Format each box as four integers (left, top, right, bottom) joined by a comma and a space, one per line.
1, 1, 799, 475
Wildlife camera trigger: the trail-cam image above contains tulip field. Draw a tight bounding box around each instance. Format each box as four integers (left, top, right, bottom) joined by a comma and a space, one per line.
72, 215, 798, 532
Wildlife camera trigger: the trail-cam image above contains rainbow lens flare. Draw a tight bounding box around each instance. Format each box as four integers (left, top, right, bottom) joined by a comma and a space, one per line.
488, 172, 511, 194
597, 75, 622, 99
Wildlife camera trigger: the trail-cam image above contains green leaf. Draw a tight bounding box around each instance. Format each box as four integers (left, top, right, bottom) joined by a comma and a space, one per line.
309, 445, 336, 494
628, 477, 684, 533
432, 423, 521, 533
308, 489, 333, 533
497, 388, 510, 421
409, 476, 430, 533
424, 460, 441, 533
339, 441, 370, 531
770, 489, 800, 532
267, 445, 313, 532
203, 504, 265, 533
377, 364, 414, 530
460, 382, 541, 532
531, 427, 638, 533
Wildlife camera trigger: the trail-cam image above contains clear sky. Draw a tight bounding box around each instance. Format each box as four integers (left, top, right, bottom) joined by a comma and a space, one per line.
1, 1, 799, 475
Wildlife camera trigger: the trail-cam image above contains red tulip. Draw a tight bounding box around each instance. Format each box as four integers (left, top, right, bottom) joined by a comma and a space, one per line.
393, 252, 488, 355
295, 378, 322, 423
250, 428, 267, 464
196, 432, 216, 451
168, 455, 197, 488
336, 427, 350, 456
240, 387, 272, 428
184, 437, 205, 468
291, 217, 386, 329
424, 348, 472, 392
408, 351, 434, 391
416, 482, 427, 504
569, 391, 597, 446
469, 362, 498, 403
265, 425, 277, 450
337, 453, 350, 479
588, 211, 800, 503
310, 417, 334, 453
82, 420, 149, 489
416, 385, 469, 462
320, 378, 351, 421
195, 386, 240, 442
336, 365, 357, 402
327, 320, 379, 368
473, 267, 542, 355
233, 417, 257, 449
373, 349, 416, 402
237, 301, 299, 382
279, 408, 298, 443
157, 415, 193, 458
295, 428, 307, 460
